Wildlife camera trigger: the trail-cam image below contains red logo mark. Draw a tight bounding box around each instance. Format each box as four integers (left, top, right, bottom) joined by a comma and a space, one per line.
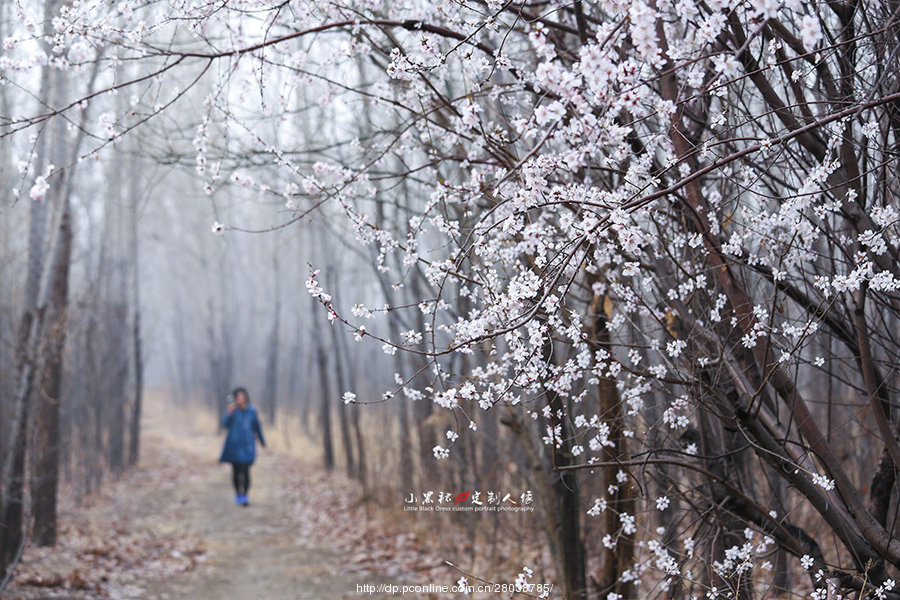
454, 491, 471, 505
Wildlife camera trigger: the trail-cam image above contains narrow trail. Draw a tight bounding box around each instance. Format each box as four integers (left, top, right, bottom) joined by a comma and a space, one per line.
137, 403, 398, 600
8, 396, 425, 600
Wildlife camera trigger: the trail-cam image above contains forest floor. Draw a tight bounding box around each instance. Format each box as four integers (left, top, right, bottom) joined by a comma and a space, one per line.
4, 394, 489, 600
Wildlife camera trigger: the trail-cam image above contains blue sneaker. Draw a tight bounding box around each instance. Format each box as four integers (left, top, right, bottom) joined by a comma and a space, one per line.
235, 494, 243, 505
240, 494, 249, 507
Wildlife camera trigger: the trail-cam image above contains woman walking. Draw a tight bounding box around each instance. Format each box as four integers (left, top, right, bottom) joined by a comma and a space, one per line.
219, 387, 266, 506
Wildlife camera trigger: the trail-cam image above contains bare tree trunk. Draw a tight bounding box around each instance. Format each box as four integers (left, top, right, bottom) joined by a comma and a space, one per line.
330, 319, 356, 476
104, 144, 127, 476
503, 393, 586, 600
589, 292, 636, 600
106, 303, 128, 476
382, 285, 413, 493
82, 291, 101, 497
350, 398, 367, 488
208, 275, 233, 421
408, 270, 435, 470
539, 342, 586, 600
0, 240, 43, 578
288, 339, 308, 435
32, 59, 97, 534
317, 350, 335, 471
0, 313, 38, 580
262, 253, 280, 425
31, 54, 94, 527
128, 156, 143, 467
82, 243, 107, 497
92, 372, 104, 493
772, 476, 791, 596
331, 319, 365, 485
310, 293, 334, 470
0, 0, 57, 569
31, 190, 73, 547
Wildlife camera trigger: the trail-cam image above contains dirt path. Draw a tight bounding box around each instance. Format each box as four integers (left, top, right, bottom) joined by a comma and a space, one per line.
7, 397, 425, 600
137, 408, 399, 600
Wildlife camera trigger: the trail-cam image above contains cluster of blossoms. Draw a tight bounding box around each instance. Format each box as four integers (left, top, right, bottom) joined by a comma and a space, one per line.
306, 1, 899, 596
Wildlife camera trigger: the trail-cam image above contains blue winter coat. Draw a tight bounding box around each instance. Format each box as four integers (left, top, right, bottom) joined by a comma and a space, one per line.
219, 405, 266, 464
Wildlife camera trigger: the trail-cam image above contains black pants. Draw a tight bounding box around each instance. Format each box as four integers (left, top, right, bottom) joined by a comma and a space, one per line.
231, 462, 251, 495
